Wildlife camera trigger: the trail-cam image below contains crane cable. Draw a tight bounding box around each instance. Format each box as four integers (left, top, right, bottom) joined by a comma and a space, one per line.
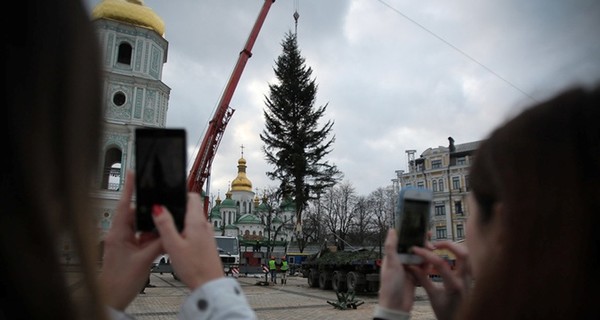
293, 0, 300, 35
376, 0, 537, 103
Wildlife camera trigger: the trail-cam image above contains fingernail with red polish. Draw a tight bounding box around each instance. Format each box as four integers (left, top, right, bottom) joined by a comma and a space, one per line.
152, 204, 163, 217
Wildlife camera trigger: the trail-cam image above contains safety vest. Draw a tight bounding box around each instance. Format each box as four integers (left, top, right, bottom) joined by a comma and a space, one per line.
280, 260, 289, 271
268, 259, 276, 270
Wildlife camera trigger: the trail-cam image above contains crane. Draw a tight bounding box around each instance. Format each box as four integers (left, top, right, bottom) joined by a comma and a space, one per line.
187, 0, 275, 215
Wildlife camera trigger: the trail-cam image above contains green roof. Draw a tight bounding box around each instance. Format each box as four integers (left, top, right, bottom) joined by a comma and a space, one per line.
209, 205, 221, 219
220, 197, 236, 208
236, 213, 262, 225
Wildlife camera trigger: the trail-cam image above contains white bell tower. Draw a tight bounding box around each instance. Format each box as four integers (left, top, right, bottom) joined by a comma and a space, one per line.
90, 0, 171, 237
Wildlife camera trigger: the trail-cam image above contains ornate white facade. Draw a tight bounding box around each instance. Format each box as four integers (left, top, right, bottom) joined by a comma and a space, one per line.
209, 157, 296, 244
393, 137, 480, 243
89, 0, 170, 239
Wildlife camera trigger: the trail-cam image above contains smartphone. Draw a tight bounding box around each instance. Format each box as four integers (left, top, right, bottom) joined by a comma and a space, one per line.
396, 187, 432, 264
135, 128, 187, 232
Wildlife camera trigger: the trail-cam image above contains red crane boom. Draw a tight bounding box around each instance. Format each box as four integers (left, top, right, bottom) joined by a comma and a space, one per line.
187, 0, 275, 214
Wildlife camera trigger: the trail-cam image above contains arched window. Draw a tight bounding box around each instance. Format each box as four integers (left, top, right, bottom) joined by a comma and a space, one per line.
102, 148, 122, 190
117, 42, 133, 65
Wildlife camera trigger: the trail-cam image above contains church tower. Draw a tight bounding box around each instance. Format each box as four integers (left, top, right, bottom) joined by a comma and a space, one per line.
89, 0, 170, 237
230, 147, 255, 215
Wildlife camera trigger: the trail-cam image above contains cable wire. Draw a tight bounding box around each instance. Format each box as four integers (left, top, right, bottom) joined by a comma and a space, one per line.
375, 0, 538, 102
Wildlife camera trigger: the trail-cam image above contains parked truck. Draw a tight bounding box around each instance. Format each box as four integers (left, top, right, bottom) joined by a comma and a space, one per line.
151, 235, 241, 279
300, 247, 382, 293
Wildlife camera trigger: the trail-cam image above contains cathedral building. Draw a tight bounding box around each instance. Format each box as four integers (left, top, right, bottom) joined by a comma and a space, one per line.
209, 156, 296, 245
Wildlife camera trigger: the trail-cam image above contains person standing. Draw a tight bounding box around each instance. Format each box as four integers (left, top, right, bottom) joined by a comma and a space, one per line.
279, 256, 289, 285
268, 256, 277, 284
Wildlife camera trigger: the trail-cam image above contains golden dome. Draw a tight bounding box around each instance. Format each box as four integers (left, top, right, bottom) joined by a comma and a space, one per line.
91, 0, 165, 37
231, 157, 253, 192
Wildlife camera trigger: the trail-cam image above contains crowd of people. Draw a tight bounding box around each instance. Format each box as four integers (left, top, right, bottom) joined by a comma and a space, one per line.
3, 0, 598, 319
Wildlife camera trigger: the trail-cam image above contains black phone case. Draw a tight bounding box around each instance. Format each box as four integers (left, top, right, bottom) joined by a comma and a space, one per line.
134, 128, 187, 232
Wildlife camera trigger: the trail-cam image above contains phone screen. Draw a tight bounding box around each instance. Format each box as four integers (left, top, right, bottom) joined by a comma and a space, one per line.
397, 199, 429, 254
135, 128, 187, 232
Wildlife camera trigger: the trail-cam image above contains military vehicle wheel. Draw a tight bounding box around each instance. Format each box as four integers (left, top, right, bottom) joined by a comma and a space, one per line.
318, 272, 332, 290
346, 271, 366, 292
307, 269, 319, 288
332, 271, 347, 292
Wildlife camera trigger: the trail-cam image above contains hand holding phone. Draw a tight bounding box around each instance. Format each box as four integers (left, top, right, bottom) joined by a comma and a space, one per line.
396, 187, 432, 264
135, 128, 187, 232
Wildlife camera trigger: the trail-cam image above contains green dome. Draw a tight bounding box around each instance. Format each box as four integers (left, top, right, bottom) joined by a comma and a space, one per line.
220, 189, 236, 208
236, 213, 262, 225
209, 206, 221, 220
256, 202, 269, 213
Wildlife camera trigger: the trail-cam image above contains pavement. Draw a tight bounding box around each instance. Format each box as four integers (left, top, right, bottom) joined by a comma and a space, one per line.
121, 272, 436, 320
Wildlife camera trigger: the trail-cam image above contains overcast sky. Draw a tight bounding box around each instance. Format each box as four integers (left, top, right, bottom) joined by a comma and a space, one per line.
84, 0, 600, 197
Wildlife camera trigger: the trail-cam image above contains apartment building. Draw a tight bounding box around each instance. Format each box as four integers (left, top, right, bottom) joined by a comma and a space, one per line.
392, 137, 481, 243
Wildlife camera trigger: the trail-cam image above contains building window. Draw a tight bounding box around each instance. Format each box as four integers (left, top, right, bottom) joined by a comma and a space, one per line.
465, 175, 470, 191
102, 148, 122, 190
457, 157, 466, 165
435, 205, 445, 216
456, 224, 464, 239
112, 91, 126, 106
452, 176, 461, 190
435, 226, 447, 239
438, 179, 444, 191
455, 201, 463, 215
432, 180, 438, 192
431, 159, 442, 169
117, 42, 133, 65
417, 181, 424, 188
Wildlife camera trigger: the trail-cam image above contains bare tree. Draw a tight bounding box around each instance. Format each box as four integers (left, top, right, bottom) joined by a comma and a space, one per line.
348, 195, 375, 247
295, 196, 325, 252
369, 186, 397, 255
321, 181, 357, 251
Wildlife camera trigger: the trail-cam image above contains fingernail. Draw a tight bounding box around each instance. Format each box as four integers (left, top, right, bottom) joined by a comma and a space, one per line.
152, 204, 163, 217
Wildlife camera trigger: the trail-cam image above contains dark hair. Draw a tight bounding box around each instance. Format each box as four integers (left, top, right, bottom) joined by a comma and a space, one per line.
463, 85, 600, 319
1, 0, 105, 319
